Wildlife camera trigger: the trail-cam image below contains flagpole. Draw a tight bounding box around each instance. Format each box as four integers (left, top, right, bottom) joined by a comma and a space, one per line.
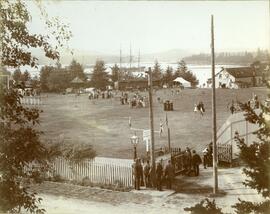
211, 14, 218, 194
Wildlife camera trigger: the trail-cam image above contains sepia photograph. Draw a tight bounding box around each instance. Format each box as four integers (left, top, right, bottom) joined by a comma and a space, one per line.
0, 0, 269, 213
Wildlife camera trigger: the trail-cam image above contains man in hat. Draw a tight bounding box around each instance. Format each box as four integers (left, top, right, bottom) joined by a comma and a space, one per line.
191, 150, 202, 176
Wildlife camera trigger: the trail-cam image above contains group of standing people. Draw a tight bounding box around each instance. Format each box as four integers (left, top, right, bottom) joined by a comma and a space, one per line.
88, 90, 113, 100
120, 92, 129, 105
132, 159, 175, 191
129, 93, 147, 108
183, 148, 202, 176
194, 101, 205, 116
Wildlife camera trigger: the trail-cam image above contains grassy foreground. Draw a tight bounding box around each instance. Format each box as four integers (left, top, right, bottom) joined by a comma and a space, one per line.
39, 87, 268, 159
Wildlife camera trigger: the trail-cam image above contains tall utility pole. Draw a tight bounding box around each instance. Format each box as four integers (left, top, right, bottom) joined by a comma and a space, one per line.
147, 67, 156, 186
211, 15, 218, 194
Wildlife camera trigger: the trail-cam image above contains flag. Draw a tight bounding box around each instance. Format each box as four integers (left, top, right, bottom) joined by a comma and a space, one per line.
128, 116, 131, 128
165, 113, 168, 126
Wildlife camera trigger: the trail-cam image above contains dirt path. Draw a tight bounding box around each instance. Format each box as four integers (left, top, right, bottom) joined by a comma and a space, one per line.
31, 167, 264, 214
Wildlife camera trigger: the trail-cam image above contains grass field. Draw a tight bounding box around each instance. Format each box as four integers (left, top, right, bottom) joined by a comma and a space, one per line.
38, 87, 268, 159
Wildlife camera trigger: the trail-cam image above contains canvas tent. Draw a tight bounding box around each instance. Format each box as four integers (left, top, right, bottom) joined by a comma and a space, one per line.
173, 77, 191, 88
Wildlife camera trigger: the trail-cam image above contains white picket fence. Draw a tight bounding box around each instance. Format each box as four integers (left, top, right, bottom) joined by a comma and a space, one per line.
217, 110, 260, 161
51, 157, 133, 188
20, 96, 43, 106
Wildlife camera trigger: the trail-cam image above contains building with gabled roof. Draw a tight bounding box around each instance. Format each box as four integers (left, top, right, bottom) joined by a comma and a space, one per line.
207, 66, 264, 89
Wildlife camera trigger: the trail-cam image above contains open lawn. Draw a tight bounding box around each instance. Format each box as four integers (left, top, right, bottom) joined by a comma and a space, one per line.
39, 87, 268, 159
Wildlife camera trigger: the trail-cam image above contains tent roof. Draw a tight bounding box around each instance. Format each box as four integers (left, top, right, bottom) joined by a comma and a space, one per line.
71, 77, 84, 83
173, 77, 190, 83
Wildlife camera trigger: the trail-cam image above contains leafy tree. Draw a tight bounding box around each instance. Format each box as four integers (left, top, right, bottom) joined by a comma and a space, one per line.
47, 68, 70, 92
68, 59, 86, 81
231, 90, 270, 213
40, 65, 54, 91
22, 70, 31, 82
0, 87, 48, 213
91, 60, 109, 89
175, 60, 198, 87
111, 64, 120, 82
0, 0, 77, 212
152, 60, 162, 80
0, 0, 71, 68
174, 59, 188, 78
162, 66, 174, 86
12, 69, 22, 83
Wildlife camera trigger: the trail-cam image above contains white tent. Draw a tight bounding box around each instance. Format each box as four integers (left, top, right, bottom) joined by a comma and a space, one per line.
173, 77, 191, 88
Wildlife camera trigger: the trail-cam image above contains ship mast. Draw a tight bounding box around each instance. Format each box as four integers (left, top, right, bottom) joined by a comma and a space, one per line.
138, 49, 140, 72
129, 43, 132, 69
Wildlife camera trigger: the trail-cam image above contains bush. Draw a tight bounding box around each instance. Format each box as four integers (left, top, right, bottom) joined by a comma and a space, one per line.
184, 198, 224, 214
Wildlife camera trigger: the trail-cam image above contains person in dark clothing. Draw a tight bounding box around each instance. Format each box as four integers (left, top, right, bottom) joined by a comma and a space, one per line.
156, 161, 163, 191
164, 160, 175, 189
137, 159, 144, 186
192, 150, 202, 176
208, 142, 213, 167
143, 160, 151, 187
184, 147, 192, 173
132, 159, 142, 190
132, 159, 140, 190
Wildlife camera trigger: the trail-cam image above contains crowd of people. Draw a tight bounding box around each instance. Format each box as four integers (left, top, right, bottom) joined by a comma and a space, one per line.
88, 90, 113, 100
132, 158, 175, 191
131, 145, 212, 191
181, 147, 203, 176
128, 93, 148, 108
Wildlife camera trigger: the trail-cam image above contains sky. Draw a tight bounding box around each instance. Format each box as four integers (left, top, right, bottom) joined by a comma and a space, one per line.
27, 0, 269, 55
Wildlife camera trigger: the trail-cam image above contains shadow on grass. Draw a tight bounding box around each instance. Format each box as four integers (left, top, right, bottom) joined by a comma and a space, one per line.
172, 177, 226, 197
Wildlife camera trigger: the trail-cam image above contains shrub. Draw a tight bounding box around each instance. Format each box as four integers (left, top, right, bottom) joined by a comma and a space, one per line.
184, 198, 224, 214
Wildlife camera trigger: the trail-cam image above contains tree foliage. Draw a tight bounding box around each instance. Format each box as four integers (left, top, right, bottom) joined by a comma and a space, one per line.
232, 89, 270, 213
162, 66, 174, 86
40, 60, 85, 92
111, 64, 120, 82
68, 59, 86, 81
184, 198, 224, 214
0, 0, 96, 213
174, 60, 198, 86
0, 88, 47, 213
0, 0, 70, 68
152, 60, 162, 80
91, 60, 109, 89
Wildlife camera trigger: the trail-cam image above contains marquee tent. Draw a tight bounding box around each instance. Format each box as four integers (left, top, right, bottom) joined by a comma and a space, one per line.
173, 77, 191, 88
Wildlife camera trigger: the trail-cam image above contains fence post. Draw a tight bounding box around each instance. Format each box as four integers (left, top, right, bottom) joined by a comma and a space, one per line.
230, 144, 233, 167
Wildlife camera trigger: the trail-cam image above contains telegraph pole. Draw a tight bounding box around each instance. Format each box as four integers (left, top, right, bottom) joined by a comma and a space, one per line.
211, 15, 218, 194
147, 67, 156, 186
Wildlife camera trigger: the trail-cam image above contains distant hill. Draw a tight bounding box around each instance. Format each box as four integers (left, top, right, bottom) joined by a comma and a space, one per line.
33, 48, 192, 65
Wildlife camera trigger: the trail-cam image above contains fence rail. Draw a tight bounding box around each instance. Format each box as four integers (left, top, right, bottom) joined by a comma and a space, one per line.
50, 158, 133, 188
217, 144, 232, 163
20, 97, 43, 106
